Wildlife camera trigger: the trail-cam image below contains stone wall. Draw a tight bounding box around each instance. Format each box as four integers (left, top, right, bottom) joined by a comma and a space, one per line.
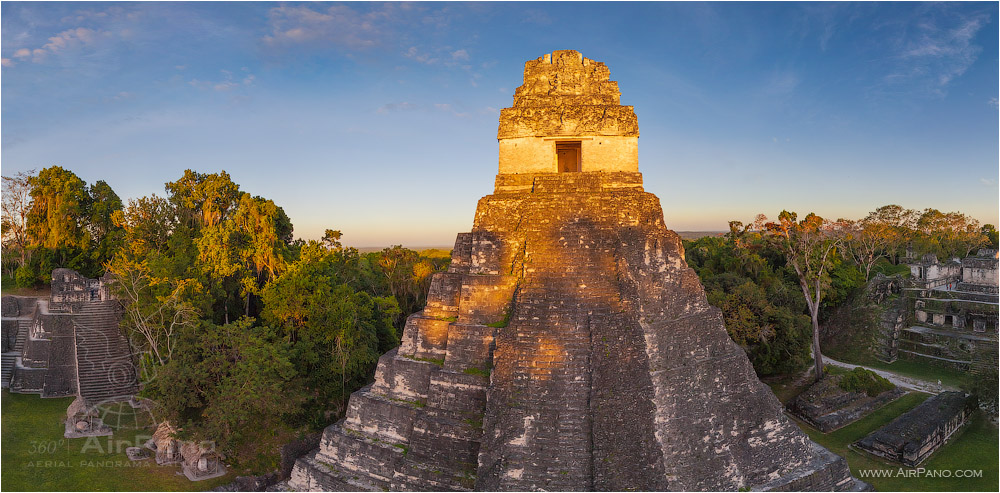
497, 136, 638, 174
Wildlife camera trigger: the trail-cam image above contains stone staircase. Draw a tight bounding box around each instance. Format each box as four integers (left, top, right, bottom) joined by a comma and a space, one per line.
1, 319, 32, 388
72, 300, 138, 407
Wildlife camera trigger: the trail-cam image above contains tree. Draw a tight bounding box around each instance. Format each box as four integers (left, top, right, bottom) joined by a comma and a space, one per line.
261, 240, 399, 420
914, 208, 986, 259
686, 232, 812, 377
232, 193, 293, 316
143, 318, 301, 467
982, 224, 999, 250
108, 248, 201, 366
1, 170, 35, 274
164, 169, 241, 229
840, 217, 890, 281
26, 166, 91, 250
865, 205, 916, 264
762, 211, 843, 382
87, 180, 125, 270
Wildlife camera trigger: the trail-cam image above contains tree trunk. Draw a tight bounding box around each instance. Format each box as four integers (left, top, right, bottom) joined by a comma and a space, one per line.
811, 306, 824, 382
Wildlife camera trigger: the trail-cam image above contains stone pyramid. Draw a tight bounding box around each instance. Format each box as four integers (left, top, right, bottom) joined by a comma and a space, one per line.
288, 50, 866, 492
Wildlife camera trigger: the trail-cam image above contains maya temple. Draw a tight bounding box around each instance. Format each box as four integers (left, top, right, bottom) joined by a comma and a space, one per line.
284, 50, 868, 491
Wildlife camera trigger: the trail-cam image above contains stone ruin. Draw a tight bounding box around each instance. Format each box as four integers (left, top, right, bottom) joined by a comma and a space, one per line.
870, 250, 999, 386
788, 370, 906, 433
146, 421, 228, 481
285, 50, 866, 491
1, 269, 139, 434
854, 391, 972, 466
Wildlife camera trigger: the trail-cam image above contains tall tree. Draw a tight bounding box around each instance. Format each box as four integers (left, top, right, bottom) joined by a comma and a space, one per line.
232, 193, 293, 315
26, 166, 91, 250
164, 169, 241, 229
915, 208, 986, 259
840, 217, 890, 281
865, 205, 916, 264
1, 170, 35, 273
87, 180, 125, 268
108, 197, 200, 366
762, 211, 843, 382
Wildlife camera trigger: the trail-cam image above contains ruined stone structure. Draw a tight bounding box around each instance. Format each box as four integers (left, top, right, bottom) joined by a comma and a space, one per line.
287, 51, 865, 492
874, 250, 999, 370
854, 391, 972, 466
1, 269, 137, 408
788, 374, 906, 433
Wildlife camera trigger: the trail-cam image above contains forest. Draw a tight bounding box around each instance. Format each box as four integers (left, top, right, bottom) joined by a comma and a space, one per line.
1, 167, 449, 470
2, 166, 997, 472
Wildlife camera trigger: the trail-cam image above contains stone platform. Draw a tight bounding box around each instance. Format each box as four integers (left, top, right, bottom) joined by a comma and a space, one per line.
854, 391, 972, 466
789, 374, 907, 433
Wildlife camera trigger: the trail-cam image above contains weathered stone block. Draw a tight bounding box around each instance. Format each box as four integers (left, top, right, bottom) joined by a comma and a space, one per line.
426, 371, 487, 414
457, 276, 517, 326
442, 324, 493, 372
397, 315, 450, 360
344, 389, 420, 444
424, 273, 464, 318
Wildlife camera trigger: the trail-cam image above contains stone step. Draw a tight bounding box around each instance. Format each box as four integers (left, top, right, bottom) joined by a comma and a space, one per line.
1, 353, 15, 388
288, 450, 381, 491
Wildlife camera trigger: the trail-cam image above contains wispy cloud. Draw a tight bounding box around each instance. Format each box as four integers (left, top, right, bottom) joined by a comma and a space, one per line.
764, 70, 800, 95
103, 91, 134, 103
403, 46, 472, 68
377, 101, 469, 118
879, 8, 989, 96
189, 68, 255, 93
5, 27, 110, 66
980, 178, 997, 187
522, 9, 552, 26
262, 3, 401, 52
989, 97, 998, 109
377, 102, 418, 114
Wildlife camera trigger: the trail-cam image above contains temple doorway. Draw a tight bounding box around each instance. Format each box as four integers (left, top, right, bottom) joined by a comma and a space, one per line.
556, 141, 581, 172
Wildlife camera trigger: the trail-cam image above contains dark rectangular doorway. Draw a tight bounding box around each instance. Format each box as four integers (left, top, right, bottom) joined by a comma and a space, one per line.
557, 141, 581, 172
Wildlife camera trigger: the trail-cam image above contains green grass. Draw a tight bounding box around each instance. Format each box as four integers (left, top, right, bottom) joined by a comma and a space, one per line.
462, 366, 491, 378
792, 391, 998, 491
2, 391, 232, 491
872, 259, 912, 277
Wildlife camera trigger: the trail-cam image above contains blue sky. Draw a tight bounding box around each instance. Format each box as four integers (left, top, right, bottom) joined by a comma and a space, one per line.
3, 2, 997, 247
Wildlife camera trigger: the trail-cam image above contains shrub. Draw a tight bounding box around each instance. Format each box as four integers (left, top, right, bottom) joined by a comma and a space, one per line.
838, 367, 895, 396
14, 265, 36, 288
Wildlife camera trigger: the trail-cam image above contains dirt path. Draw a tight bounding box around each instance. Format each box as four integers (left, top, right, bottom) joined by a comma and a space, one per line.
821, 354, 957, 394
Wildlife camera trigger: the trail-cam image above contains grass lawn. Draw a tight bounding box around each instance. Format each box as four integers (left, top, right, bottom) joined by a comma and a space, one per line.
1, 391, 232, 491
0, 275, 51, 298
792, 391, 999, 491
